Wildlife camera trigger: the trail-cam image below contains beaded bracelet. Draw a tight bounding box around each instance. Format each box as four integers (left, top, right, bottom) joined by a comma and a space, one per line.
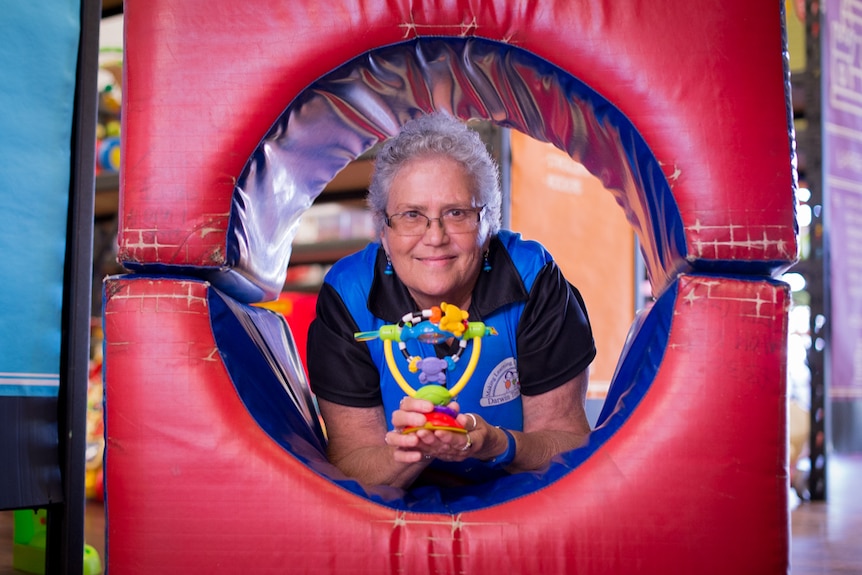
483, 426, 516, 470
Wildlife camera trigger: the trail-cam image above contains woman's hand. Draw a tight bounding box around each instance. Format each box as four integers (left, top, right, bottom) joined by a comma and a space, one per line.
386, 397, 480, 463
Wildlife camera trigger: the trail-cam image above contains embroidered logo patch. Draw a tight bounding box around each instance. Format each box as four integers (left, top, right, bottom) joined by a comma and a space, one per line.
480, 357, 521, 407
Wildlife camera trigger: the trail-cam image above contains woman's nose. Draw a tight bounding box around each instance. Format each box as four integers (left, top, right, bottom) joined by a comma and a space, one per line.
422, 217, 448, 241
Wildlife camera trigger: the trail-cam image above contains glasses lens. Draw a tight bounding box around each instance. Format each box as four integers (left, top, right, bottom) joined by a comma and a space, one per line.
441, 208, 480, 232
390, 212, 429, 236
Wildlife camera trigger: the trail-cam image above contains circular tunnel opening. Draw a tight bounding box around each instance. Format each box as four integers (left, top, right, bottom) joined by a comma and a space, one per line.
227, 36, 684, 513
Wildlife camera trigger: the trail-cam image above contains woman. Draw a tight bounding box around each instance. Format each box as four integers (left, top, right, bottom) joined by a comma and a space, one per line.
307, 112, 595, 490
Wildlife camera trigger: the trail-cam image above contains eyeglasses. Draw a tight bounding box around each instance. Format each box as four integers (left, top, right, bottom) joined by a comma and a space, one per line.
384, 206, 485, 236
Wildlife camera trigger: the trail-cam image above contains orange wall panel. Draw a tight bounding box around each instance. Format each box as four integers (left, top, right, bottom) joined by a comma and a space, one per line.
510, 131, 636, 392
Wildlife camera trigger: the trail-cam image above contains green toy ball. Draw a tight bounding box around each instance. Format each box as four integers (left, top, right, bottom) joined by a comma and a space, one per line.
415, 385, 453, 406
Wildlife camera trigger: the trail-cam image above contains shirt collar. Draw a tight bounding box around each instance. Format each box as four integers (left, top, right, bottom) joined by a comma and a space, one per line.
367, 235, 529, 323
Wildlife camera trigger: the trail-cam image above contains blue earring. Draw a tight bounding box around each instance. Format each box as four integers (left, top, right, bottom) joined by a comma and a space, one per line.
384, 254, 394, 276
483, 250, 492, 272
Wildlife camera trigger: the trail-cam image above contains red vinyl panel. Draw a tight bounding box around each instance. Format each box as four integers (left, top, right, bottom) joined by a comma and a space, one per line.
118, 0, 796, 270
104, 275, 788, 573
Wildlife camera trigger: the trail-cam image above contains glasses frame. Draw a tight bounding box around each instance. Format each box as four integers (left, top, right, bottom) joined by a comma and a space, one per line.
384, 205, 486, 236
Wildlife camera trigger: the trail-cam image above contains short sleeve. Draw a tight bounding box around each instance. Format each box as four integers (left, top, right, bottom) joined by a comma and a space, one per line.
307, 283, 384, 407
515, 261, 596, 396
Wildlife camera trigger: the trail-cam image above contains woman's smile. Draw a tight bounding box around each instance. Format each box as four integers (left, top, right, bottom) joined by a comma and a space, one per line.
416, 254, 456, 265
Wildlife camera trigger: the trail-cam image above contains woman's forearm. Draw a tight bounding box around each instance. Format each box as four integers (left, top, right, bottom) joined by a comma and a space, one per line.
327, 443, 430, 490
498, 427, 590, 473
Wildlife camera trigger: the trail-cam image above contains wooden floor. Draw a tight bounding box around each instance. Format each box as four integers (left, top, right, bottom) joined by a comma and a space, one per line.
790, 453, 862, 574
1, 454, 860, 574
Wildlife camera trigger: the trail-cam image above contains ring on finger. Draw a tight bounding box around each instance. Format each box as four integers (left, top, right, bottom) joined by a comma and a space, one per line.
459, 432, 472, 451
465, 413, 478, 431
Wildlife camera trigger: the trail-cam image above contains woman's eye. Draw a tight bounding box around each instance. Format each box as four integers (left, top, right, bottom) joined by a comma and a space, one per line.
402, 211, 422, 220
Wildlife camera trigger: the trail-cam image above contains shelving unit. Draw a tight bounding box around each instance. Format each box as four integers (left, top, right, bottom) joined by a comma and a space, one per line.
94, 173, 119, 217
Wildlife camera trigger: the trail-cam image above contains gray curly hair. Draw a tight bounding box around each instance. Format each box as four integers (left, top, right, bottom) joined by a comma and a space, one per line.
367, 112, 501, 243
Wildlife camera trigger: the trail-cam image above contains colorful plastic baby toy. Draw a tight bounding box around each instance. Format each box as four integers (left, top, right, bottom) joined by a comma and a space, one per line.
355, 303, 496, 433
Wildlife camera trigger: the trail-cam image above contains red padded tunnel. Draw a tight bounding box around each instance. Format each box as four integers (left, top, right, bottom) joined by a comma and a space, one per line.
104, 1, 797, 573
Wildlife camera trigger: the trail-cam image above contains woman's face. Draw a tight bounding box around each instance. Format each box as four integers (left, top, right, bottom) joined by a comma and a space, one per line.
380, 155, 485, 311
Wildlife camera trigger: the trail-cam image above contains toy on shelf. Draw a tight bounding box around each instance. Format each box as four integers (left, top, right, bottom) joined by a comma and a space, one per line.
85, 319, 105, 502
97, 136, 121, 174
96, 48, 122, 176
355, 303, 496, 433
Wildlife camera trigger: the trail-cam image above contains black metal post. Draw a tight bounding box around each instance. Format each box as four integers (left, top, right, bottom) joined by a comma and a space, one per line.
46, 0, 100, 572
803, 0, 827, 502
